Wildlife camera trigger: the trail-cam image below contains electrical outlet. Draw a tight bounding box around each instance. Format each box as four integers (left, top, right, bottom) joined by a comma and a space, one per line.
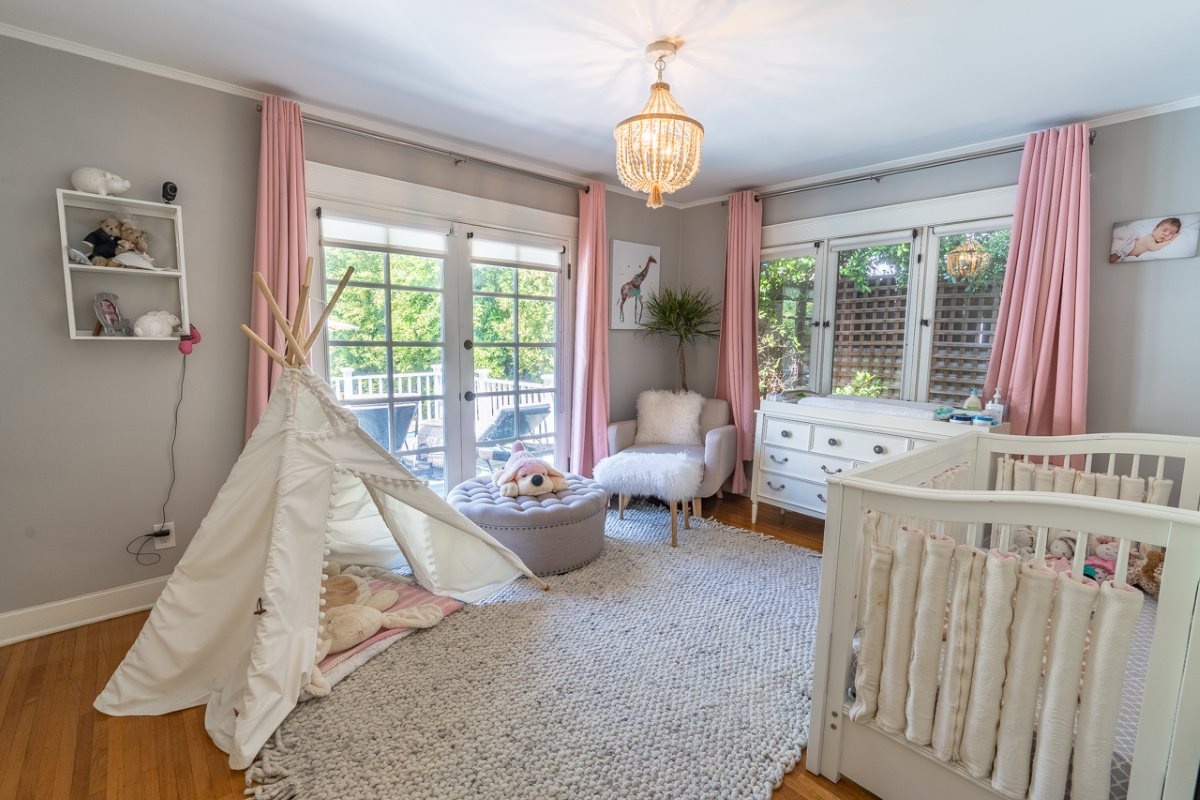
153, 522, 176, 550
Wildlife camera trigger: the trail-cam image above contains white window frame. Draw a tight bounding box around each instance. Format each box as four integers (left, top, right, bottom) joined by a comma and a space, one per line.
761, 186, 1017, 402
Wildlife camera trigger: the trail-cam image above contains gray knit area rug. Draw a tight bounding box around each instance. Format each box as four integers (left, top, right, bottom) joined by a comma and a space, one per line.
250, 502, 823, 800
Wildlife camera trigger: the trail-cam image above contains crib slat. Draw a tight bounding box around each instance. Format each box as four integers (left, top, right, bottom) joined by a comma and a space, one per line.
1073, 532, 1089, 581
1034, 526, 1048, 568
1131, 454, 1141, 478
1114, 538, 1132, 587
1156, 456, 1166, 479
966, 522, 980, 549
997, 524, 1011, 553
1084, 453, 1094, 473
1106, 454, 1116, 476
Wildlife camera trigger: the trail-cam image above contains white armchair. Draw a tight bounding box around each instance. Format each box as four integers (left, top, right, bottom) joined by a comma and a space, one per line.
606, 397, 737, 503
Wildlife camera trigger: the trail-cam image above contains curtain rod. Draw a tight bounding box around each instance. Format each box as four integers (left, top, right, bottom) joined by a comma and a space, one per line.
258, 104, 588, 193
734, 130, 1098, 205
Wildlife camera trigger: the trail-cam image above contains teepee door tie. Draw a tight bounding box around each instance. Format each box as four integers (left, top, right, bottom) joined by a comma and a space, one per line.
254, 597, 267, 616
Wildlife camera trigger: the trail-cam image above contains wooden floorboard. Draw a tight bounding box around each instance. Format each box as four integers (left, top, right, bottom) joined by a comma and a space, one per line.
0, 493, 874, 800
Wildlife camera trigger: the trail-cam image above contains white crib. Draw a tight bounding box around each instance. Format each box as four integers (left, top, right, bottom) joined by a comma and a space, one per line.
809, 431, 1200, 800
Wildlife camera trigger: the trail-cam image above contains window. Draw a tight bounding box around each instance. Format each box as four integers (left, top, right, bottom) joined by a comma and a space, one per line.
757, 250, 816, 394
315, 208, 569, 496
757, 188, 1014, 404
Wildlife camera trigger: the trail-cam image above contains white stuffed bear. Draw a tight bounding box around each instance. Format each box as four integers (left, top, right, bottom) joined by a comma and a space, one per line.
70, 167, 131, 196
133, 311, 181, 338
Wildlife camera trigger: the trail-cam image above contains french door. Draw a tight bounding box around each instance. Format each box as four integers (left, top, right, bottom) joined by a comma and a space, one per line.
314, 206, 569, 495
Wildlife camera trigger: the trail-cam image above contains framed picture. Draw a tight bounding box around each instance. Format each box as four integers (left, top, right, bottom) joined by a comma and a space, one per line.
611, 240, 660, 329
93, 292, 130, 336
1108, 213, 1200, 263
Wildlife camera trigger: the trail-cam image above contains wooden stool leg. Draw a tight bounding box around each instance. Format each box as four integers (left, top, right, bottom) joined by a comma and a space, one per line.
683, 498, 691, 530
669, 499, 678, 547
619, 494, 628, 519
716, 488, 724, 499
693, 496, 701, 520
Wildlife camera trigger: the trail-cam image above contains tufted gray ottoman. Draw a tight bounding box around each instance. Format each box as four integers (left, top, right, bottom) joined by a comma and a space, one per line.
447, 475, 608, 576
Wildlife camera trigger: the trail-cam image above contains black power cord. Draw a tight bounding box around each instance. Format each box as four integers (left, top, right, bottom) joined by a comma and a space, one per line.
128, 353, 188, 564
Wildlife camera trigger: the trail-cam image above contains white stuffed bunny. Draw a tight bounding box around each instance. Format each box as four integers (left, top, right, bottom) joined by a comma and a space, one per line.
133, 311, 181, 338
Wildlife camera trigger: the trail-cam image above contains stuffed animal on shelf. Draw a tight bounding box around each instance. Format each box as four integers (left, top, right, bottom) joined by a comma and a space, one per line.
492, 440, 568, 497
132, 311, 180, 338
306, 571, 444, 697
82, 217, 123, 265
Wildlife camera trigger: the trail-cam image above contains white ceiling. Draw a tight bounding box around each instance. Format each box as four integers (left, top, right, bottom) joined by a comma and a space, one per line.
5, 0, 1200, 203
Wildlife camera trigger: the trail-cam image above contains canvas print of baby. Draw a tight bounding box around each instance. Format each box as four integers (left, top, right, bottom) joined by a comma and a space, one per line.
1109, 213, 1200, 263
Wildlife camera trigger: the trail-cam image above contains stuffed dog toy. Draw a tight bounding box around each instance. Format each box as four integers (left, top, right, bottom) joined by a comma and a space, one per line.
492, 441, 568, 497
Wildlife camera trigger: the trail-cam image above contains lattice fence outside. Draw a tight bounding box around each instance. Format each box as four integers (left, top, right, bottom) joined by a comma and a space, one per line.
928, 282, 1004, 406
831, 276, 907, 397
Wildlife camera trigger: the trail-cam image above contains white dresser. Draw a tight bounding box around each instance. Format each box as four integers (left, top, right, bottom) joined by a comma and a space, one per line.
750, 399, 1000, 522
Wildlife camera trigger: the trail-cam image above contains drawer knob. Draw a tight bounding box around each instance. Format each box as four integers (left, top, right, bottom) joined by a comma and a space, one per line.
828, 437, 840, 446
767, 480, 785, 490
817, 492, 827, 503
820, 464, 842, 475
769, 454, 789, 464
781, 429, 793, 439
873, 444, 885, 455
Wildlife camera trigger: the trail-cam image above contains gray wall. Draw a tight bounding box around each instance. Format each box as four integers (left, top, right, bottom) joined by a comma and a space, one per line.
1088, 107, 1200, 435
0, 38, 259, 613
678, 201, 728, 398
605, 193, 682, 422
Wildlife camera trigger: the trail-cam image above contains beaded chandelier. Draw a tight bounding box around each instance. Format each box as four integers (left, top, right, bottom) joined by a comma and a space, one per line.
614, 41, 704, 209
945, 238, 990, 280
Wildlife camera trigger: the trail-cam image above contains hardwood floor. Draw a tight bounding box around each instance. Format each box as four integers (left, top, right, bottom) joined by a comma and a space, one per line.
0, 494, 874, 800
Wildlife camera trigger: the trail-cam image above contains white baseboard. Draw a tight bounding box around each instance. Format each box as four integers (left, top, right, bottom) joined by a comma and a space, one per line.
0, 575, 168, 647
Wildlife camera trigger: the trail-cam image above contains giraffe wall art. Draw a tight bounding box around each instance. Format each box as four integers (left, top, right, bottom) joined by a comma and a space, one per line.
610, 240, 661, 330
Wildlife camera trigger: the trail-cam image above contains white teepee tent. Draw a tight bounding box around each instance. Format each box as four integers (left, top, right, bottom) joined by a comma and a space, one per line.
96, 265, 544, 769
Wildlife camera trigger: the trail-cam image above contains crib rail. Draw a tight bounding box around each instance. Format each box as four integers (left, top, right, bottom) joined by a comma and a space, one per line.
809, 432, 1200, 800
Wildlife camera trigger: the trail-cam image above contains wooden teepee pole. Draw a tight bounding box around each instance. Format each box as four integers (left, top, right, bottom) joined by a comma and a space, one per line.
242, 264, 354, 365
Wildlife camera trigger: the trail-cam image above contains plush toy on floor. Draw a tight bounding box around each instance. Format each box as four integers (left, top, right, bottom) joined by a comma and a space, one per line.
492, 440, 568, 497
306, 570, 444, 696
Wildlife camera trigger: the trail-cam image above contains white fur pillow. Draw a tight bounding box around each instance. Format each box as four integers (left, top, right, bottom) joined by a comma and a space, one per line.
634, 390, 705, 445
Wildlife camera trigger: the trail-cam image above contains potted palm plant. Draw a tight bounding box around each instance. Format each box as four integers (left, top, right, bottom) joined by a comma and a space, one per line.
638, 286, 721, 392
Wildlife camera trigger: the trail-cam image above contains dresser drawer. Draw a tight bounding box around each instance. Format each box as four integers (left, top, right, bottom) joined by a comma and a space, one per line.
811, 425, 909, 462
762, 417, 812, 448
758, 471, 828, 512
760, 445, 856, 483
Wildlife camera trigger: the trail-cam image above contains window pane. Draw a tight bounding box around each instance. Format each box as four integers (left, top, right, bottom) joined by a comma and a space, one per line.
518, 268, 556, 297
473, 264, 514, 293
474, 347, 516, 384
390, 290, 443, 342
474, 296, 515, 343
519, 346, 556, 387
517, 299, 556, 343
758, 255, 816, 394
328, 346, 389, 400
325, 246, 384, 283
831, 242, 911, 399
391, 254, 442, 288
328, 286, 386, 340
928, 230, 1010, 406
390, 347, 444, 397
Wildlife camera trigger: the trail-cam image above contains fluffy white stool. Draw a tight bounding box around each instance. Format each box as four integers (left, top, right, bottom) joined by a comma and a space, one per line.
593, 451, 703, 547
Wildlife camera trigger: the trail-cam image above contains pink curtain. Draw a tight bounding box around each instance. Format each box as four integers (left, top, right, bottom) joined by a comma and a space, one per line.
985, 124, 1091, 436
569, 181, 610, 477
245, 95, 309, 440
715, 190, 763, 493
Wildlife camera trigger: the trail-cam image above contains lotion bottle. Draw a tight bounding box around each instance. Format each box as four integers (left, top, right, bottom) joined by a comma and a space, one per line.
985, 388, 1005, 422
963, 388, 983, 411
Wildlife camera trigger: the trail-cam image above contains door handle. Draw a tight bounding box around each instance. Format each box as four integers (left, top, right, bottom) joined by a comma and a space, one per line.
463, 339, 474, 350
464, 390, 476, 402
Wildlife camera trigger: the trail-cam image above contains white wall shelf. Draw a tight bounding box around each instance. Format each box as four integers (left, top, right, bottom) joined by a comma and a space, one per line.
56, 189, 190, 341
